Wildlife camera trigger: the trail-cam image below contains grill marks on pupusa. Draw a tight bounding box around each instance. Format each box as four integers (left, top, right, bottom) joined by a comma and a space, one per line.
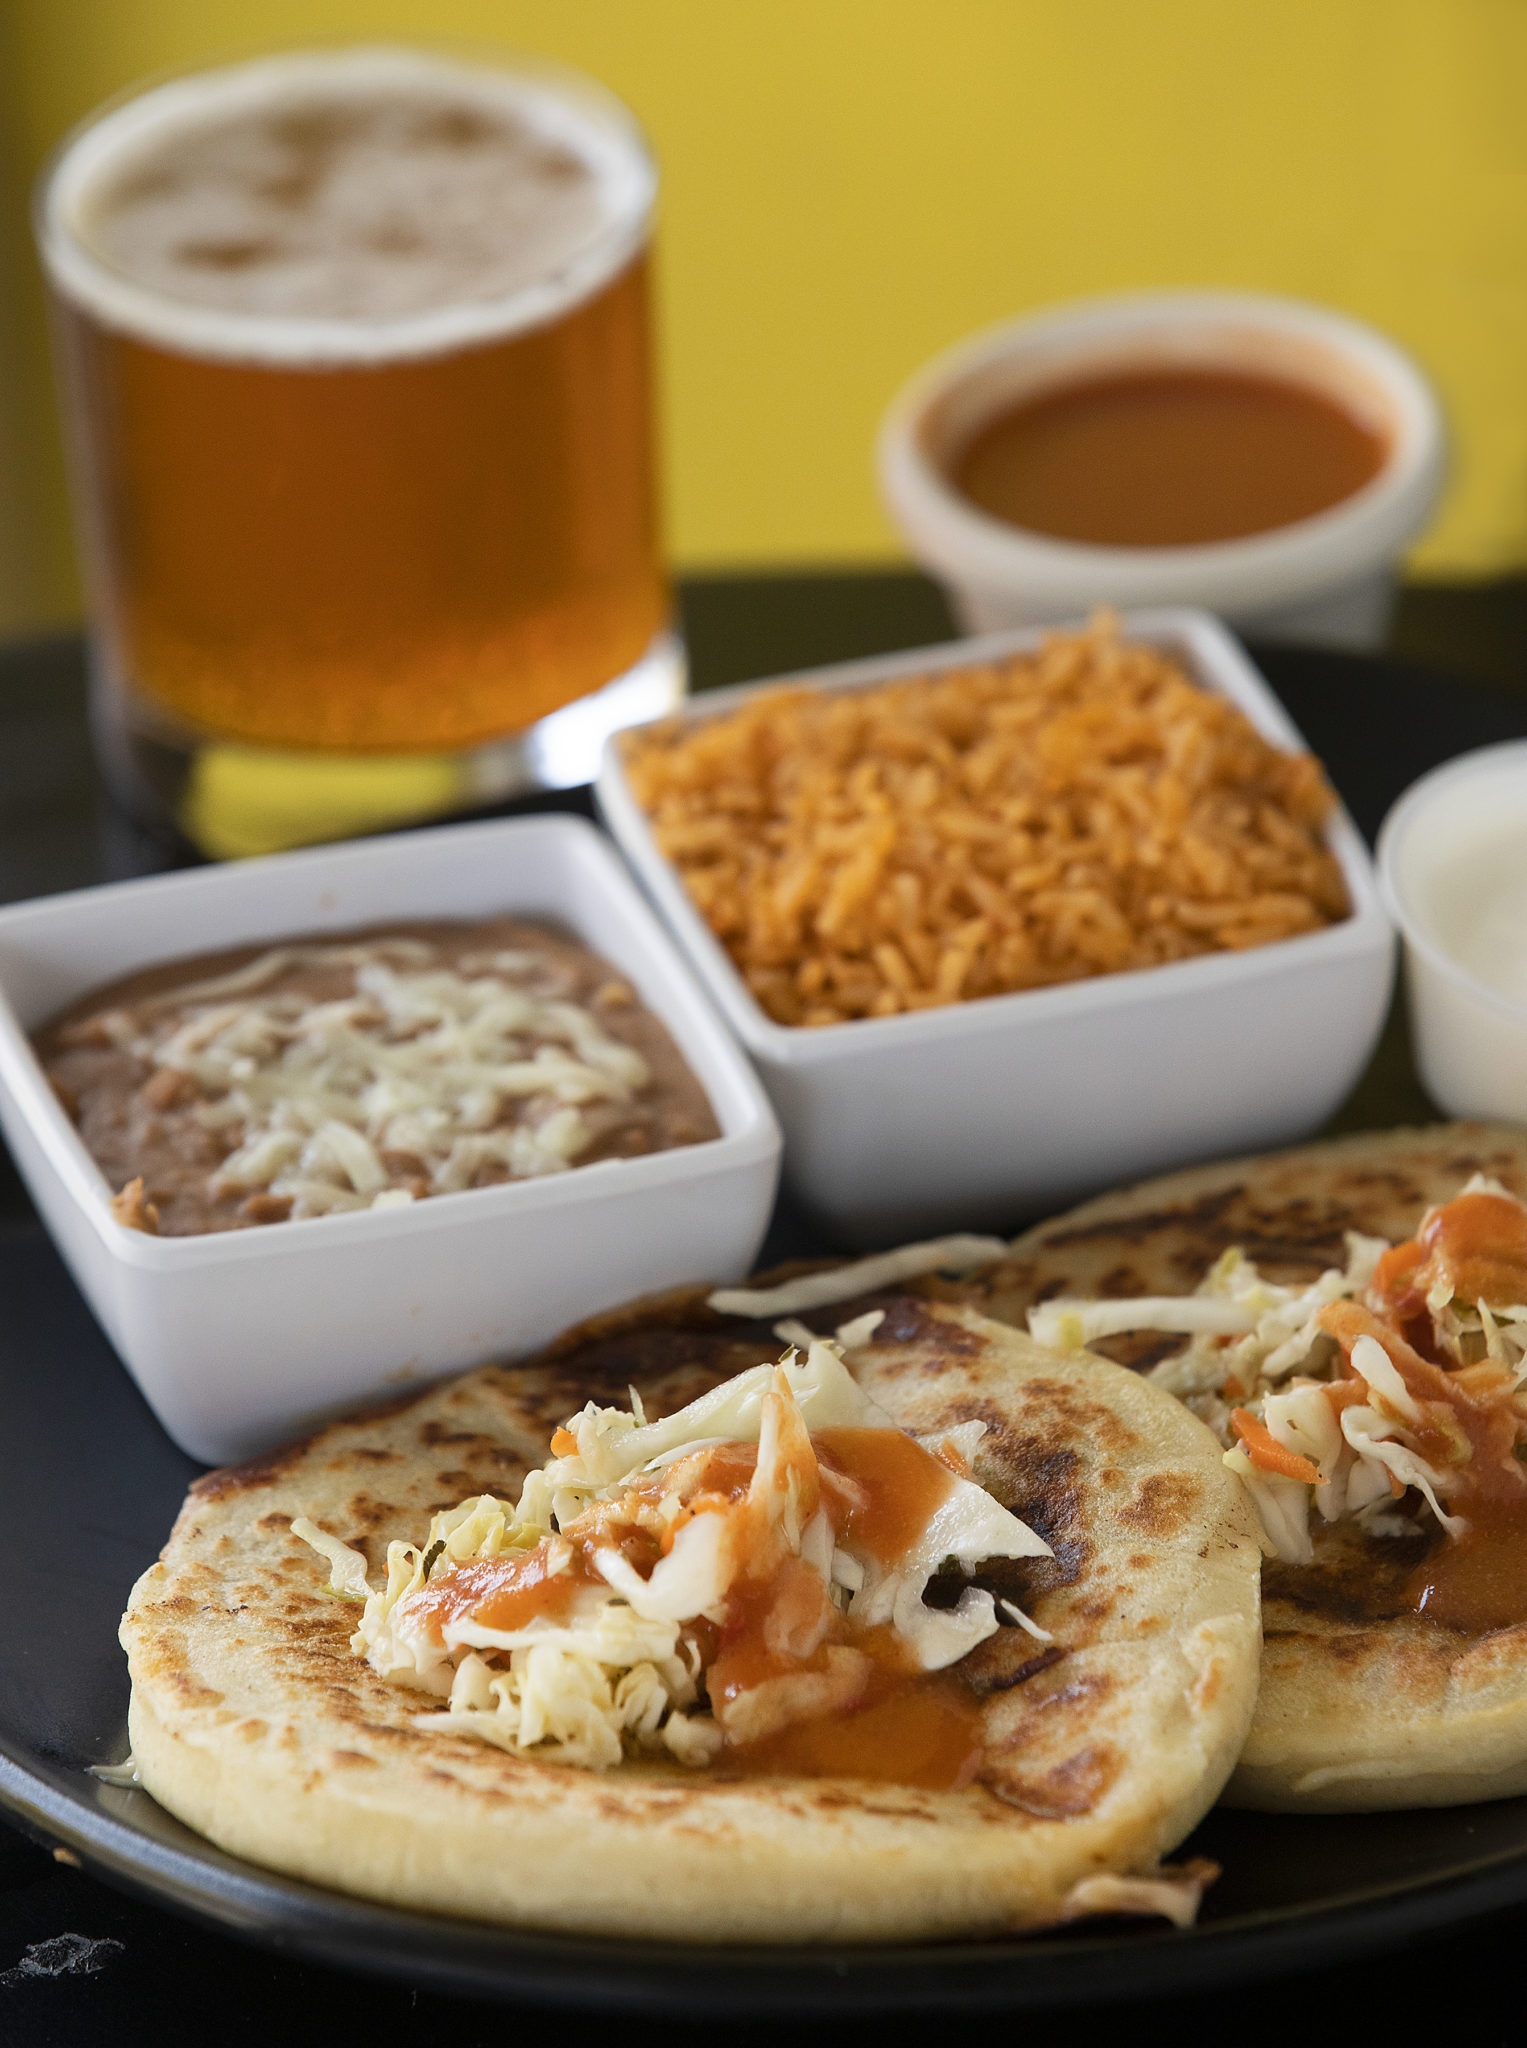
121, 1301, 1260, 1941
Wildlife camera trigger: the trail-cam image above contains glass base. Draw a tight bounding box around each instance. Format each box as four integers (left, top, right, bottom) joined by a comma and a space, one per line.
93, 630, 686, 860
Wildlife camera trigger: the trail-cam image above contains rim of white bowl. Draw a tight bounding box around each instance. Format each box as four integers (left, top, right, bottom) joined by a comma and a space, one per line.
36, 45, 656, 367
0, 810, 779, 1268
878, 290, 1446, 614
1377, 738, 1527, 1026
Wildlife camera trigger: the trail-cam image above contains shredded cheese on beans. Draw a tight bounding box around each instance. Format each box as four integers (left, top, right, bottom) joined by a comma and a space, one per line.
111, 940, 652, 1218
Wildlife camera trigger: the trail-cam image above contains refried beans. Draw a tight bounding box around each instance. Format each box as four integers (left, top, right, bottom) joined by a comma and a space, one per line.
36, 918, 720, 1236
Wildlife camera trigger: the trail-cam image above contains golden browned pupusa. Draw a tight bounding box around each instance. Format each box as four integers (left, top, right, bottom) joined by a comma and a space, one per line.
121, 1302, 1261, 1942
984, 1122, 1527, 1811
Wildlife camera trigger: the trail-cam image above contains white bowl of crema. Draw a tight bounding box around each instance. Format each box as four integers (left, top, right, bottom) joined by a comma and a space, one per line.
1378, 741, 1527, 1120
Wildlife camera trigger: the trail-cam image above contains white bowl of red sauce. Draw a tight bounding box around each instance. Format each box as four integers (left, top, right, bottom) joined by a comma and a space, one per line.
878, 290, 1445, 651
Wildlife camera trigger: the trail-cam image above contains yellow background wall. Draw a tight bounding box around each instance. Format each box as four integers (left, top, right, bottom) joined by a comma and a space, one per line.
3, 0, 1526, 634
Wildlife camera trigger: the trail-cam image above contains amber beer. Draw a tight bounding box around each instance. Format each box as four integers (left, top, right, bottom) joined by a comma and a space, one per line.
38, 49, 672, 841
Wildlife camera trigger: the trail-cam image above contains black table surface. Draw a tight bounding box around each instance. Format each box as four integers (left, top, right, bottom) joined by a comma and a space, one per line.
3, 573, 1527, 2046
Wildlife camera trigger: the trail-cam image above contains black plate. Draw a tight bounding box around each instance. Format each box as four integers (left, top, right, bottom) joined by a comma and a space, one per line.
3, 642, 1527, 2014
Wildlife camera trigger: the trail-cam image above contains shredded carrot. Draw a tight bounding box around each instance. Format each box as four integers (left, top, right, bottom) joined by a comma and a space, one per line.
1230, 1407, 1322, 1485
550, 1427, 578, 1457
1451, 1361, 1516, 1399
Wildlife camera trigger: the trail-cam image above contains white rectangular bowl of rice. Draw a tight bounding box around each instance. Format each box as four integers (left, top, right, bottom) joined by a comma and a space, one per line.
0, 814, 781, 1463
596, 608, 1394, 1245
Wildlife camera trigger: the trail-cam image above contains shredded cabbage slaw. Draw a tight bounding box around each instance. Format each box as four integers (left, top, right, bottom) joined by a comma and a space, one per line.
294, 1334, 1050, 1771
1028, 1176, 1527, 1565
107, 937, 656, 1218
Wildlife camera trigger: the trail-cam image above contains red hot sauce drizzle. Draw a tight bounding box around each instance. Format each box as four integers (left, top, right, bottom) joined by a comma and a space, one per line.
407, 1529, 655, 1638
729, 1661, 987, 1789
406, 1418, 991, 1788
1408, 1491, 1527, 1635
1372, 1191, 1527, 1329
1323, 1192, 1527, 1633
715, 1427, 986, 1789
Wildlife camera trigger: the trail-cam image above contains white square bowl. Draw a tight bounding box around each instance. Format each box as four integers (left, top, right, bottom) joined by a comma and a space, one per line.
0, 813, 781, 1463
597, 608, 1394, 1245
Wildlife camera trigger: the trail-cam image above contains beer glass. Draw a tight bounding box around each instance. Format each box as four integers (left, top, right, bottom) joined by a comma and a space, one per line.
36, 47, 678, 856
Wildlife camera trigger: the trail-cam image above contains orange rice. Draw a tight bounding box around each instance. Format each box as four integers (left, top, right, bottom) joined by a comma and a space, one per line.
622, 622, 1350, 1027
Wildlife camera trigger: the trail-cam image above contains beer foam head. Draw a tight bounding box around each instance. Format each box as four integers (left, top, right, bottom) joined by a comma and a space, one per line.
40, 48, 654, 365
